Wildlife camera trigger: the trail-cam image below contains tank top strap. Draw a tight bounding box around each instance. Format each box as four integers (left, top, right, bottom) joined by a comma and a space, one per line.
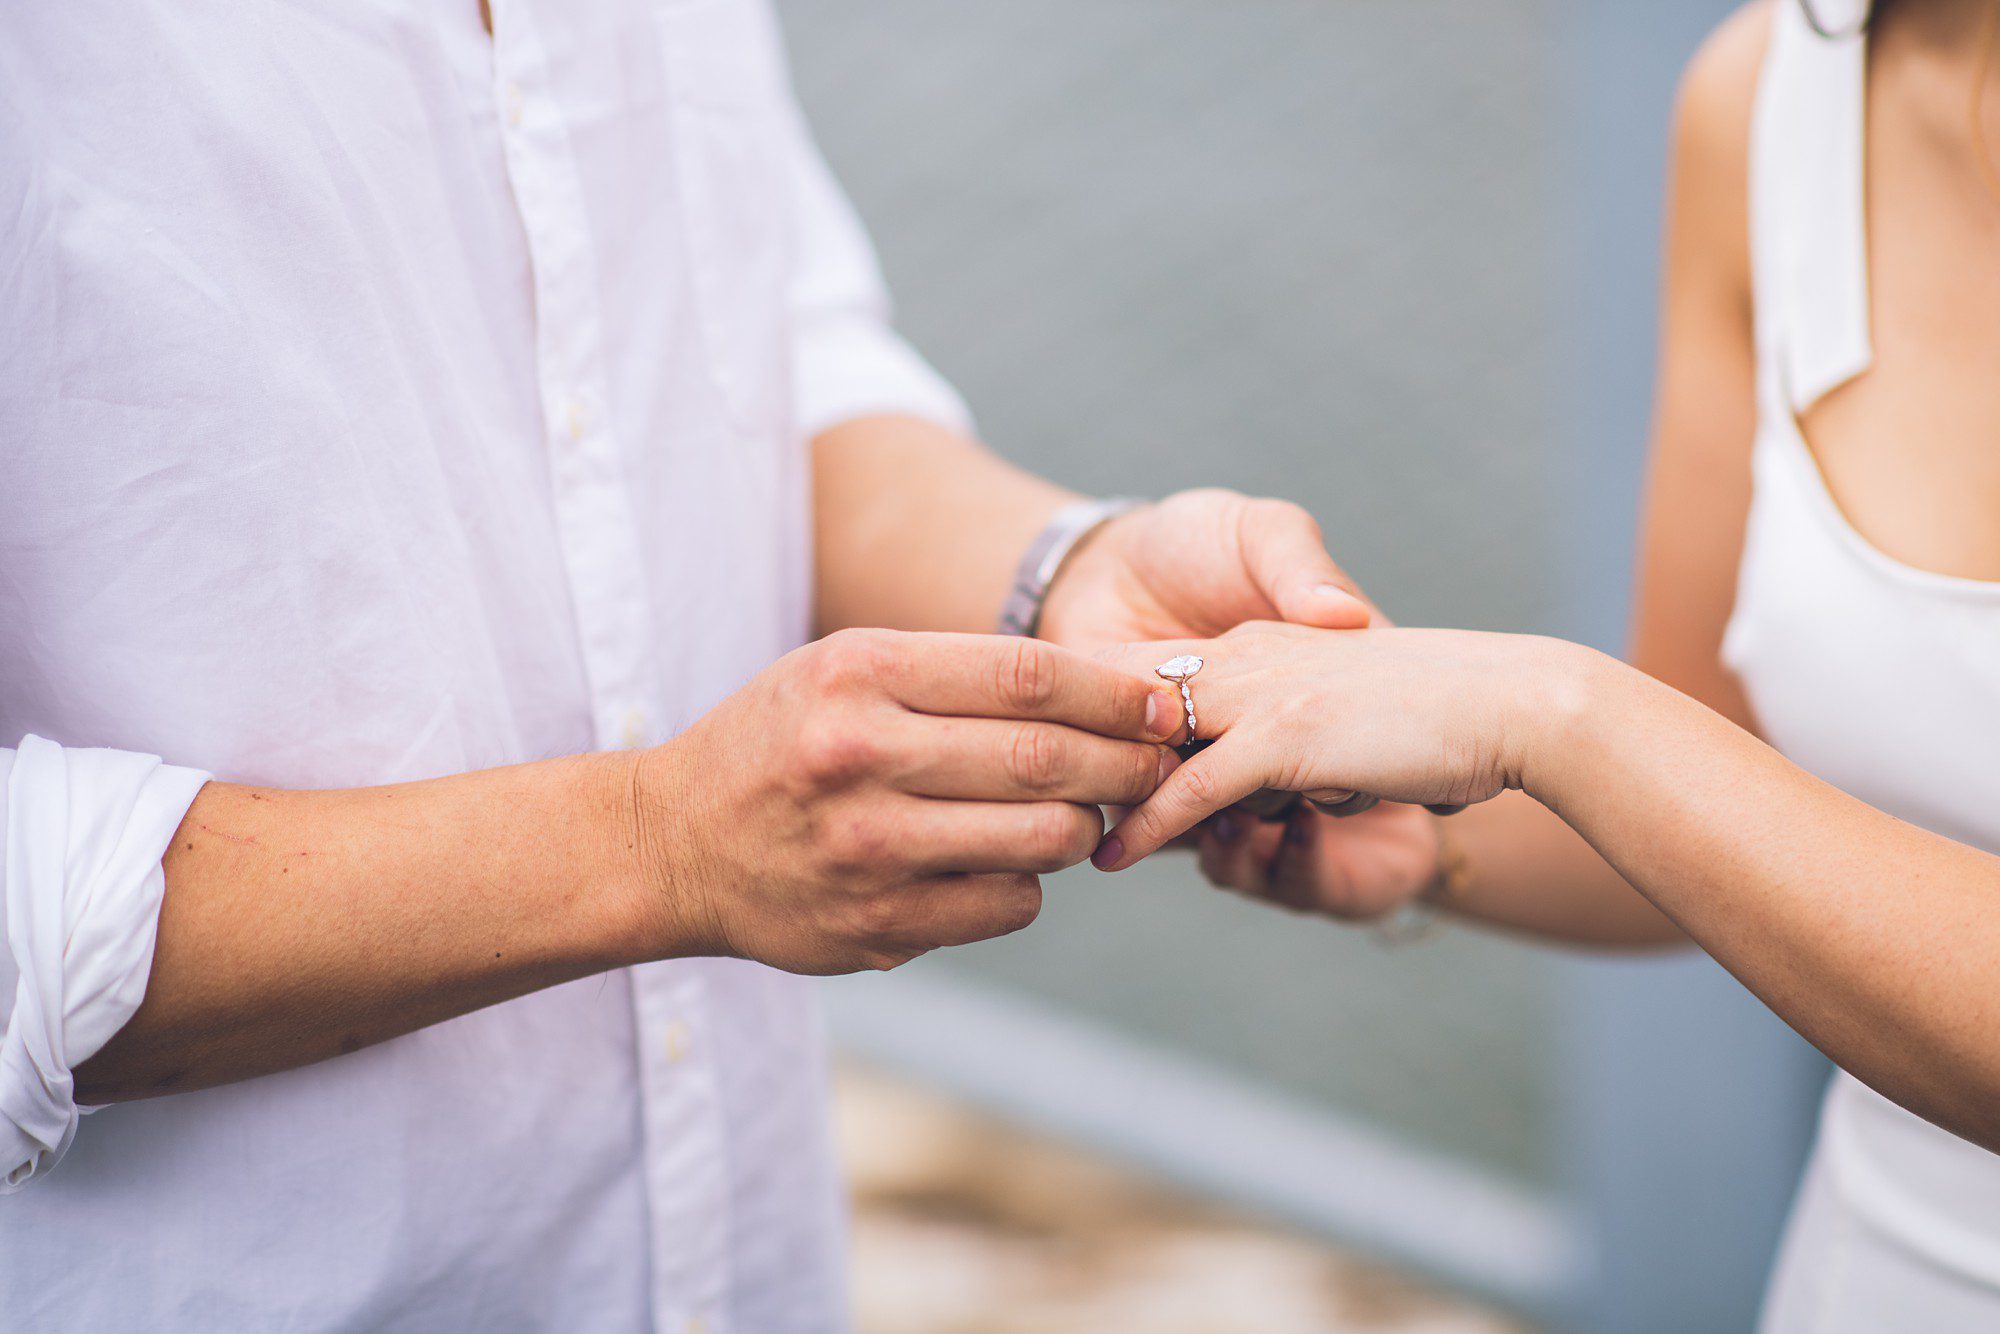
1749, 0, 1874, 413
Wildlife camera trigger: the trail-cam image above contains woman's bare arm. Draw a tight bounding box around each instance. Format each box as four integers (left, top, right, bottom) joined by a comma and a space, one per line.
1103, 614, 2000, 1154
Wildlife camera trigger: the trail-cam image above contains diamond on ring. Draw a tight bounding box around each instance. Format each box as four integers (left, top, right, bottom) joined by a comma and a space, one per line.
1154, 654, 1204, 737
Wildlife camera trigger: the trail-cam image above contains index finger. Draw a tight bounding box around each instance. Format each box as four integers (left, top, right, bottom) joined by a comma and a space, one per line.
889, 633, 1183, 743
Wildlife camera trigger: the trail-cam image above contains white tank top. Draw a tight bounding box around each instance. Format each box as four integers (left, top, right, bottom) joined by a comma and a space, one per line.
1724, 0, 2000, 1299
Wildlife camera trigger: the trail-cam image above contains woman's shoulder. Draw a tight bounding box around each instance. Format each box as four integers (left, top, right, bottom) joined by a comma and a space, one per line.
1674, 1, 1773, 187
1664, 1, 1774, 320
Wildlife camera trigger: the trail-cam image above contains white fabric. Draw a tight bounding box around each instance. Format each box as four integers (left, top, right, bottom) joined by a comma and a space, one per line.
0, 0, 968, 1328
1728, 4, 2000, 1328
1, 738, 211, 1192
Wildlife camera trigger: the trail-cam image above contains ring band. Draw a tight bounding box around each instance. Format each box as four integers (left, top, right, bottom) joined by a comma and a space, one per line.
1154, 654, 1204, 739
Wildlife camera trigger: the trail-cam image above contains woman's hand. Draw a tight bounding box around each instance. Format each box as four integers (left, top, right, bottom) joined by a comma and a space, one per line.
1195, 801, 1440, 922
1090, 621, 1604, 870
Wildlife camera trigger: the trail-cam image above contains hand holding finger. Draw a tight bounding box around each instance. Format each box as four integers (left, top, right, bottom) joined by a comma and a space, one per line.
879, 632, 1182, 742
896, 716, 1177, 807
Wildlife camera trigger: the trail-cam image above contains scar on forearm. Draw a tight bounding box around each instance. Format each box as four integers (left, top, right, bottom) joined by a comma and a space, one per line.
192, 821, 260, 847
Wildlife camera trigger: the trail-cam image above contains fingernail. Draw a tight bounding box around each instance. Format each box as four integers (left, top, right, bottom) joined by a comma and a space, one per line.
1092, 836, 1125, 871
1157, 748, 1181, 784
1215, 814, 1239, 844
1145, 690, 1178, 738
1316, 583, 1370, 620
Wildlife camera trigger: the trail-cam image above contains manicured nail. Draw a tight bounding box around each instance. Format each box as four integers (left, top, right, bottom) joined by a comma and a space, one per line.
1157, 748, 1181, 784
1145, 690, 1178, 739
1214, 814, 1240, 844
1092, 836, 1125, 870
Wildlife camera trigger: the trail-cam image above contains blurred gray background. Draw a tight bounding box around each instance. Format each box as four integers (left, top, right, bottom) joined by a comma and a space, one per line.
780, 2, 1828, 1329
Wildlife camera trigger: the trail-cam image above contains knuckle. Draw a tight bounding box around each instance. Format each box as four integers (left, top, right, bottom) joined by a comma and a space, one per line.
1126, 745, 1164, 800
864, 947, 921, 973
1256, 495, 1320, 537
823, 813, 891, 874
851, 892, 905, 940
1177, 763, 1222, 810
991, 877, 1044, 937
796, 719, 878, 786
1029, 804, 1096, 868
810, 627, 891, 689
997, 638, 1058, 712
1008, 725, 1067, 792
1168, 485, 1239, 512
1223, 619, 1285, 648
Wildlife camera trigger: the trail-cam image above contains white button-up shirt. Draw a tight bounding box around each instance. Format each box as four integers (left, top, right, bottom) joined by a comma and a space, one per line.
0, 1, 969, 1329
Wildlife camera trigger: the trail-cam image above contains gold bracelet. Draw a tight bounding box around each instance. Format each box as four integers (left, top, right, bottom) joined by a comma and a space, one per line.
1429, 815, 1473, 906
1372, 814, 1471, 946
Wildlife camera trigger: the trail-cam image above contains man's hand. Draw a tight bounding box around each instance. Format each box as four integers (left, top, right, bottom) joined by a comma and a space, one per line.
1034, 489, 1372, 652
635, 628, 1183, 975
1192, 803, 1440, 922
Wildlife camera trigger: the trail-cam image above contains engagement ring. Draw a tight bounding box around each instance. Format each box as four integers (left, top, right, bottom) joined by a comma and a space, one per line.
1155, 654, 1204, 739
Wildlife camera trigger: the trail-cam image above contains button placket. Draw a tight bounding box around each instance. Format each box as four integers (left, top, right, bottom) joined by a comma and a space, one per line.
620, 707, 650, 751
489, 13, 717, 1326
487, 2, 655, 756
635, 964, 733, 1333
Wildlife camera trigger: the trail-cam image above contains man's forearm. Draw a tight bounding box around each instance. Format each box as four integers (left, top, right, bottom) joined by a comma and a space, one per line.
74, 753, 657, 1102
813, 415, 1080, 636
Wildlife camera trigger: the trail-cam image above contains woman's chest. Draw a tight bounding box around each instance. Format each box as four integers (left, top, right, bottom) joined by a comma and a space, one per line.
1798, 335, 2000, 586
1797, 60, 2000, 583
1725, 425, 2000, 855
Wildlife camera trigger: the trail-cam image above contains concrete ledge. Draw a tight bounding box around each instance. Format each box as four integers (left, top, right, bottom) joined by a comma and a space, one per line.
824, 969, 1581, 1319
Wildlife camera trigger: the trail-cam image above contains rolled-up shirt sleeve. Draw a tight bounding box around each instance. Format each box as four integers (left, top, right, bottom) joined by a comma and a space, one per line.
780, 92, 975, 443
1, 735, 210, 1191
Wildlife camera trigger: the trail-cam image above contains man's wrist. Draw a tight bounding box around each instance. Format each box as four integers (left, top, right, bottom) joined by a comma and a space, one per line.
997, 497, 1145, 638
581, 744, 727, 968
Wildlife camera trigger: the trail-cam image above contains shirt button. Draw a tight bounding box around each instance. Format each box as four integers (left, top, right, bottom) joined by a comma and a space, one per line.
620, 708, 648, 749
562, 396, 589, 442
662, 1020, 691, 1064
683, 1318, 708, 1334
504, 82, 526, 128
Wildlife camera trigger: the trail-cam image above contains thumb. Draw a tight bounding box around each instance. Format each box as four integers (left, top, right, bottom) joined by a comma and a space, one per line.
1238, 500, 1373, 629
